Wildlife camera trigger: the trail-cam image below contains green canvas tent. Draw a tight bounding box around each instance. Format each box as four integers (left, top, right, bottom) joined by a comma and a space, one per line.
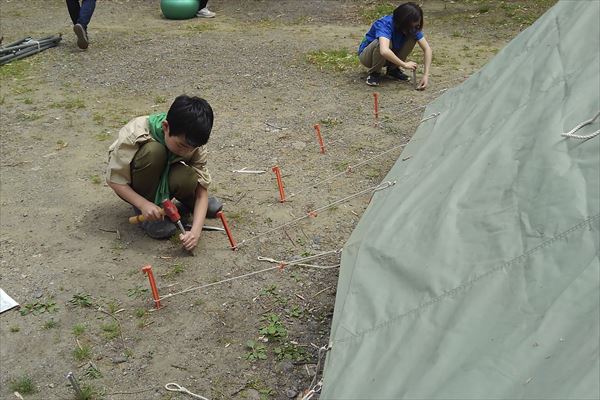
320, 1, 600, 399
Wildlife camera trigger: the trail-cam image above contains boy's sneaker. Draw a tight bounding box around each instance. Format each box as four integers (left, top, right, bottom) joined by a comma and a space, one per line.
366, 73, 382, 86
196, 7, 216, 18
387, 67, 410, 81
73, 23, 89, 49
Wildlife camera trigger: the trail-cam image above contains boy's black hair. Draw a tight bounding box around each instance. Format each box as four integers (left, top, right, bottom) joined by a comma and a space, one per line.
393, 2, 424, 37
166, 95, 214, 148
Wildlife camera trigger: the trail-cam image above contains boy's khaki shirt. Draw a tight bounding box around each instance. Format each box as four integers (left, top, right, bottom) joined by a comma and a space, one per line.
106, 116, 211, 188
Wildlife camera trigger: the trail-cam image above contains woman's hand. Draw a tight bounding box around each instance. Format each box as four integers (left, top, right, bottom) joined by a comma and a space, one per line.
417, 75, 429, 90
402, 61, 418, 71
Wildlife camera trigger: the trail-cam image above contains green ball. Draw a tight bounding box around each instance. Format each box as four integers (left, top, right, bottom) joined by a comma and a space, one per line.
160, 0, 199, 20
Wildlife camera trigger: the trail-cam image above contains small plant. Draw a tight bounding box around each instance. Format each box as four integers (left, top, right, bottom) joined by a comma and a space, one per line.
259, 313, 287, 339
23, 97, 33, 104
94, 132, 111, 141
106, 300, 120, 314
288, 305, 304, 318
90, 175, 101, 184
69, 293, 93, 308
50, 98, 85, 109
361, 3, 395, 23
245, 340, 267, 361
101, 322, 120, 340
273, 342, 308, 362
43, 319, 59, 330
185, 22, 215, 33
319, 117, 341, 128
73, 323, 86, 336
135, 308, 147, 318
20, 300, 58, 316
9, 375, 36, 394
73, 344, 92, 361
77, 384, 99, 400
306, 49, 358, 72
84, 363, 102, 379
10, 325, 20, 332
127, 285, 148, 299
162, 263, 185, 279
154, 95, 167, 104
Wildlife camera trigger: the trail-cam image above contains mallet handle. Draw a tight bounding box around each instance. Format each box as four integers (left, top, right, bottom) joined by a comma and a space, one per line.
128, 209, 165, 224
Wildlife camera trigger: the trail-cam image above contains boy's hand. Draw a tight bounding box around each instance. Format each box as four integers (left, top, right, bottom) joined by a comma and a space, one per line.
141, 202, 164, 221
403, 61, 418, 71
180, 231, 200, 251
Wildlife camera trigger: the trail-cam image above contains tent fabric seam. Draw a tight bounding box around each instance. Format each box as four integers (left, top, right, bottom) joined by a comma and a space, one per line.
332, 213, 600, 345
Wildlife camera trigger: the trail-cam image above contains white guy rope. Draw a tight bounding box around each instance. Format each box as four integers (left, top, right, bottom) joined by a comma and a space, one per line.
237, 181, 396, 248
562, 110, 600, 140
159, 250, 341, 301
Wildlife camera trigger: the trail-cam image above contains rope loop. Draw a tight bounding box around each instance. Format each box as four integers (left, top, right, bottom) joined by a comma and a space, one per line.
562, 110, 600, 140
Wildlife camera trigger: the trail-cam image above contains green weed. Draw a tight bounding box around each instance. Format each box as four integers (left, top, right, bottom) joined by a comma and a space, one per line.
162, 263, 185, 279
20, 300, 58, 316
273, 342, 308, 362
186, 22, 215, 32
361, 3, 395, 23
69, 293, 93, 308
43, 319, 59, 330
0, 60, 29, 79
23, 97, 33, 104
245, 340, 267, 361
135, 308, 147, 318
127, 285, 149, 299
9, 375, 36, 394
73, 344, 92, 361
154, 95, 167, 104
306, 49, 358, 72
84, 363, 102, 379
76, 384, 99, 400
259, 313, 287, 339
73, 323, 86, 336
50, 98, 85, 109
10, 325, 20, 332
90, 175, 101, 184
101, 322, 120, 340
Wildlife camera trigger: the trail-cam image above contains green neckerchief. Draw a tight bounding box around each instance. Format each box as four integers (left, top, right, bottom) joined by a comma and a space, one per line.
147, 112, 177, 205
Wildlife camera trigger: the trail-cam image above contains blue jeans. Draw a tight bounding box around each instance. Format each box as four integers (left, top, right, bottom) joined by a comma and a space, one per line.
66, 0, 96, 30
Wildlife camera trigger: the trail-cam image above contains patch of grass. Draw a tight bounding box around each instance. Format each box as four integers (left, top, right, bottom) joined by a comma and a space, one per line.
319, 117, 341, 128
73, 323, 86, 336
101, 322, 120, 340
9, 375, 36, 394
361, 3, 395, 23
246, 379, 274, 400
16, 112, 41, 121
10, 325, 20, 332
77, 383, 99, 400
287, 305, 304, 318
127, 285, 149, 299
154, 95, 167, 104
186, 22, 215, 32
90, 175, 101, 184
135, 308, 147, 318
69, 293, 93, 308
84, 364, 102, 379
20, 300, 58, 316
245, 340, 267, 361
22, 97, 33, 104
92, 112, 104, 124
162, 263, 185, 279
259, 313, 287, 339
306, 49, 358, 72
0, 60, 30, 79
50, 98, 85, 110
94, 132, 112, 141
43, 319, 59, 330
73, 344, 92, 361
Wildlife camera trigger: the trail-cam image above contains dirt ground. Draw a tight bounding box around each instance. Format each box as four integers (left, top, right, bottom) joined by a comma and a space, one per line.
0, 1, 555, 399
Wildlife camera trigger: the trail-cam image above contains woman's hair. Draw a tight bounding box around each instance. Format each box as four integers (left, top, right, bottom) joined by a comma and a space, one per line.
393, 2, 424, 36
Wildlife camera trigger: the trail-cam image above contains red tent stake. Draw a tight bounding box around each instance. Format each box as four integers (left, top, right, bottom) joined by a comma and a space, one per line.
272, 165, 286, 203
313, 124, 326, 154
141, 265, 161, 309
373, 92, 379, 125
217, 211, 237, 250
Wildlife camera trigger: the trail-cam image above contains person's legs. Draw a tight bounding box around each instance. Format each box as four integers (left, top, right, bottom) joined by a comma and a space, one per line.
77, 0, 96, 30
198, 0, 209, 9
197, 0, 216, 18
131, 142, 167, 202
169, 163, 223, 218
358, 39, 387, 75
168, 163, 198, 211
65, 0, 80, 25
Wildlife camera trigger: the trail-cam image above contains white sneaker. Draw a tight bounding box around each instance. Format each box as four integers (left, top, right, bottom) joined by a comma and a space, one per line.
196, 7, 216, 18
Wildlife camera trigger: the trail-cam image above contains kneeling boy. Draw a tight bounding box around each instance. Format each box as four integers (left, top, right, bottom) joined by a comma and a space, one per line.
106, 95, 219, 251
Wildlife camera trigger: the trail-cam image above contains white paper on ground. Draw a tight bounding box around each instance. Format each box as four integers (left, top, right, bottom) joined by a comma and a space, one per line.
0, 288, 19, 313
